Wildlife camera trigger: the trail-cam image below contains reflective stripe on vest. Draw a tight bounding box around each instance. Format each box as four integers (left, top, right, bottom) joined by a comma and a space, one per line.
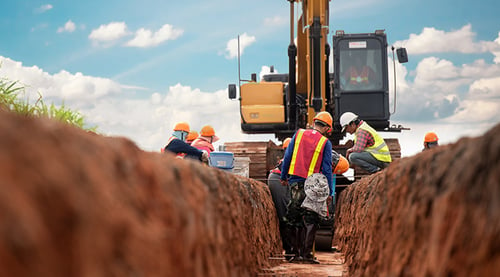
289, 129, 328, 178
349, 66, 370, 84
354, 122, 392, 162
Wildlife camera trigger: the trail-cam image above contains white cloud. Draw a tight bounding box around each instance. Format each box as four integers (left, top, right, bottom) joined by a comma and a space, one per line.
263, 16, 287, 27
57, 20, 76, 33
395, 24, 500, 54
0, 55, 271, 151
0, 56, 121, 106
125, 24, 184, 48
494, 32, 500, 64
35, 4, 53, 14
467, 76, 500, 99
88, 22, 129, 46
393, 54, 500, 123
225, 33, 256, 59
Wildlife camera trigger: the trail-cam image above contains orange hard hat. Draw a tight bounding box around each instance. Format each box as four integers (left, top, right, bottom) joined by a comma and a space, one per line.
282, 138, 291, 149
200, 125, 216, 137
424, 132, 438, 143
174, 122, 190, 132
186, 130, 198, 141
333, 155, 349, 174
313, 111, 333, 128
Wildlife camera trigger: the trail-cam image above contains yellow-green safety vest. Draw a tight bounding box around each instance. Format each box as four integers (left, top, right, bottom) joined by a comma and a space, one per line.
354, 122, 392, 163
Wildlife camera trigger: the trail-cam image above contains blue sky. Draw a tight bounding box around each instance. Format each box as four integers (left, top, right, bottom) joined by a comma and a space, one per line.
1, 0, 500, 157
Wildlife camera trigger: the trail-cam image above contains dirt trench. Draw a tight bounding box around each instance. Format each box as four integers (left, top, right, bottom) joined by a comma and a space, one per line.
2, 108, 500, 277
0, 110, 281, 277
335, 122, 500, 276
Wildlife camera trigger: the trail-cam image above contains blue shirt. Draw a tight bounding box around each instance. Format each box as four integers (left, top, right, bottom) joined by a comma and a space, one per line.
164, 138, 203, 160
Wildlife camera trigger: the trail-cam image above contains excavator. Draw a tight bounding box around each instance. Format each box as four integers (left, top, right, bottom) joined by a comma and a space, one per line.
227, 0, 408, 250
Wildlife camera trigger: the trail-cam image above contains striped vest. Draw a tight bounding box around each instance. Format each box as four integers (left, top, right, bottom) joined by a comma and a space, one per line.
288, 129, 328, 178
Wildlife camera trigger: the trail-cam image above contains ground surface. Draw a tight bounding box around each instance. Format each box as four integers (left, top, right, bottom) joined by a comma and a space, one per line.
261, 249, 348, 277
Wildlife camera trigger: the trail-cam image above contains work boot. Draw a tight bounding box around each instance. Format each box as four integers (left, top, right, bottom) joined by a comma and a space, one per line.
301, 222, 319, 264
288, 226, 303, 263
302, 256, 320, 264
281, 224, 293, 260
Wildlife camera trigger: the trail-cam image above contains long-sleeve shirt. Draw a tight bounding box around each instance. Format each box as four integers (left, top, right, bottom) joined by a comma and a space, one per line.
191, 137, 215, 154
280, 131, 334, 196
350, 121, 375, 153
164, 138, 203, 160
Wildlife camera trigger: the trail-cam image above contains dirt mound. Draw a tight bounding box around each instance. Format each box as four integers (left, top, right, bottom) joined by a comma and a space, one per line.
335, 123, 500, 276
0, 110, 281, 277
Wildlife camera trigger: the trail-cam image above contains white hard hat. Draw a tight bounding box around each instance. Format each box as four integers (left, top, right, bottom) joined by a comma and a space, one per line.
340, 112, 358, 132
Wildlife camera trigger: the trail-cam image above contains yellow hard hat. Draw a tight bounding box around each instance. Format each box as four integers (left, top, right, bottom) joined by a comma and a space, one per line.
313, 111, 333, 128
282, 138, 291, 149
424, 132, 438, 143
333, 155, 349, 174
174, 122, 190, 132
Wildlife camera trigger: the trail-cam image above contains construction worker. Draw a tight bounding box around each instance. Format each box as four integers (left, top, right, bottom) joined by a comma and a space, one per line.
191, 125, 219, 155
280, 111, 334, 264
164, 122, 208, 163
340, 112, 391, 174
423, 132, 439, 150
343, 51, 376, 90
186, 130, 199, 145
267, 138, 292, 260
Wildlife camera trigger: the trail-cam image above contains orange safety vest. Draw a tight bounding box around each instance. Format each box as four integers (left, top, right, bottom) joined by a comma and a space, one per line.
349, 66, 371, 85
164, 136, 186, 158
288, 129, 328, 178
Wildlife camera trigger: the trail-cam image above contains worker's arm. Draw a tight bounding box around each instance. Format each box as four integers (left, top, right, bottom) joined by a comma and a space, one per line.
280, 134, 296, 183
165, 139, 203, 160
347, 129, 374, 154
321, 140, 334, 196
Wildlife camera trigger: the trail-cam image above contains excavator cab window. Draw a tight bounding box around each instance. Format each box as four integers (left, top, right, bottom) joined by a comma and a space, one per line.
338, 39, 384, 92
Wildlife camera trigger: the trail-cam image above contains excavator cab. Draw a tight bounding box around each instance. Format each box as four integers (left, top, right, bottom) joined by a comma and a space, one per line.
332, 30, 401, 133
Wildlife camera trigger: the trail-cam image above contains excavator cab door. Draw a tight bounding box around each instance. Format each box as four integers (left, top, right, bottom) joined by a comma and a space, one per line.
333, 32, 391, 132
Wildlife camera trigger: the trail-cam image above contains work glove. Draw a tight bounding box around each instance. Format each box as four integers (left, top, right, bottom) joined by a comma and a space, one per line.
201, 150, 209, 164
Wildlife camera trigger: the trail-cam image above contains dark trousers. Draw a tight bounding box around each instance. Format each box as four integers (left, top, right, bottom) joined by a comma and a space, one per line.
267, 172, 292, 254
284, 181, 320, 261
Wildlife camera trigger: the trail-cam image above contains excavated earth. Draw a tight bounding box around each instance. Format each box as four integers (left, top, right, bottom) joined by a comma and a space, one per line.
335, 122, 500, 276
0, 110, 282, 277
2, 108, 500, 277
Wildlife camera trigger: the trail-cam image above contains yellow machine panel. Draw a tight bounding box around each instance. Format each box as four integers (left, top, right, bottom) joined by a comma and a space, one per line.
240, 82, 285, 123
241, 105, 285, 123
240, 82, 284, 105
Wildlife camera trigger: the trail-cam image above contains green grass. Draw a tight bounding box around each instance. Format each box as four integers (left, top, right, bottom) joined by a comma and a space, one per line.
0, 78, 97, 132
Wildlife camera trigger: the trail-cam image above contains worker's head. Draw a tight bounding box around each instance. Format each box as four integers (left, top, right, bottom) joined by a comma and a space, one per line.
340, 112, 359, 134
173, 121, 190, 141
282, 138, 291, 149
200, 125, 219, 143
333, 155, 349, 175
186, 130, 199, 145
423, 132, 439, 149
349, 50, 366, 66
313, 111, 333, 135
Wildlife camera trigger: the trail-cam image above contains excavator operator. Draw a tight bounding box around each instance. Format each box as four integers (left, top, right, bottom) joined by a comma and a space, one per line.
342, 51, 376, 90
